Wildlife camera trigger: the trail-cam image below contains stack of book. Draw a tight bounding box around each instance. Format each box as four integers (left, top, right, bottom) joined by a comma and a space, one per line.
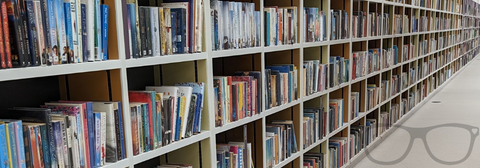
367, 84, 379, 110
329, 56, 349, 87
369, 12, 382, 36
303, 60, 327, 96
330, 10, 349, 40
303, 106, 326, 148
391, 75, 401, 96
379, 111, 389, 135
216, 141, 254, 168
214, 72, 262, 127
368, 48, 381, 74
329, 137, 348, 168
265, 65, 298, 110
127, 0, 204, 58
0, 101, 126, 168
211, 1, 261, 51
350, 125, 364, 159
329, 99, 344, 132
350, 92, 360, 120
382, 13, 390, 35
266, 120, 298, 167
393, 14, 403, 34
264, 6, 298, 46
304, 8, 327, 42
380, 79, 390, 102
365, 119, 377, 146
352, 11, 367, 38
0, 0, 110, 69
130, 83, 205, 155
304, 152, 326, 168
351, 51, 368, 80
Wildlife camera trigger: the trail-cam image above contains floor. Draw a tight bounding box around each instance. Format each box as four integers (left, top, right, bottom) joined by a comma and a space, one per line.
353, 57, 480, 168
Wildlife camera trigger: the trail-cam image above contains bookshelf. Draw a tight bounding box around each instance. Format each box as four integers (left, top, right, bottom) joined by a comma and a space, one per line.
0, 0, 479, 167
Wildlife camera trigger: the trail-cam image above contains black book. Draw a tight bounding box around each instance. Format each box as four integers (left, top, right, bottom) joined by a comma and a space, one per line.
265, 69, 272, 109
144, 7, 152, 56
7, 0, 28, 67
18, 0, 31, 66
138, 7, 147, 57
271, 70, 281, 106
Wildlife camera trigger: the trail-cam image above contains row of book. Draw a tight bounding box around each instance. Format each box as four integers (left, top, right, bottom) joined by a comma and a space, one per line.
304, 8, 327, 43
303, 106, 326, 148
392, 14, 406, 34
352, 11, 367, 38
380, 79, 391, 102
329, 137, 348, 168
381, 46, 399, 69
264, 6, 298, 46
216, 141, 254, 168
367, 84, 379, 111
266, 120, 298, 167
329, 56, 349, 87
303, 60, 327, 96
303, 152, 326, 168
211, 1, 261, 51
350, 92, 360, 120
349, 124, 364, 159
329, 99, 344, 133
365, 119, 377, 147
0, 0, 110, 69
402, 43, 415, 62
0, 101, 125, 168
331, 10, 349, 41
265, 65, 298, 110
351, 49, 381, 80
127, 0, 204, 58
129, 83, 205, 155
369, 13, 383, 36
214, 72, 262, 127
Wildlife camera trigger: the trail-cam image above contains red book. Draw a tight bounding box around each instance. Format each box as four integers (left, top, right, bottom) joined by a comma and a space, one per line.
129, 91, 155, 150
0, 1, 9, 68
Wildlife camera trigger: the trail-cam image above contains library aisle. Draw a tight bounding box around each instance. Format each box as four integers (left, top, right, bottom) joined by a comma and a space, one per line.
353, 57, 480, 168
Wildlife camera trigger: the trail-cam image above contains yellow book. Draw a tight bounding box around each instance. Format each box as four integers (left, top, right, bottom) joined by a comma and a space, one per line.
0, 121, 12, 168
238, 82, 244, 119
178, 96, 186, 139
274, 135, 278, 164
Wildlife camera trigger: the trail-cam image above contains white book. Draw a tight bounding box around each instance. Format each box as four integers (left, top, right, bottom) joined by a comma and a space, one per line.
86, 0, 95, 61
68, 116, 81, 168
66, 0, 79, 63
151, 8, 160, 56
75, 0, 83, 62
92, 102, 118, 162
146, 86, 179, 142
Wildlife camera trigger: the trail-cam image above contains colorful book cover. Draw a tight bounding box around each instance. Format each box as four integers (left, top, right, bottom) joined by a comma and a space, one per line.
6, 0, 28, 67
33, 1, 46, 66
101, 4, 108, 60
0, 124, 8, 168
126, 4, 132, 58
13, 120, 26, 168
128, 91, 156, 150
136, 105, 143, 153
35, 126, 45, 168
0, 0, 5, 69
161, 2, 189, 53
18, 0, 32, 66
46, 0, 58, 64
25, 0, 40, 66
52, 121, 64, 167
93, 113, 101, 167
163, 8, 172, 55
64, 2, 74, 63
141, 104, 150, 152
94, 0, 102, 61
28, 126, 39, 168
158, 7, 165, 56
0, 0, 11, 68
54, 0, 67, 64
75, 0, 83, 63
67, 0, 79, 64
170, 11, 177, 53
127, 4, 139, 58
3, 122, 15, 168
174, 82, 205, 133
39, 125, 51, 168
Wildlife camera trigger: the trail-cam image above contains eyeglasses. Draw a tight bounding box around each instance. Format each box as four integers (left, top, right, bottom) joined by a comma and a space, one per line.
365, 123, 479, 165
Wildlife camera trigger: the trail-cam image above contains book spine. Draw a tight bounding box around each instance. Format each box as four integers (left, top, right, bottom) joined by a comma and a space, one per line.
39, 0, 51, 66
0, 124, 9, 168
100, 112, 106, 166
75, 0, 82, 63
112, 110, 121, 162
144, 7, 151, 56
138, 7, 146, 56
151, 7, 160, 57
54, 0, 67, 64
14, 121, 26, 168
94, 0, 101, 60
127, 4, 138, 58
94, 113, 101, 167
1, 0, 11, 68
86, 0, 94, 61
7, 0, 27, 67
53, 122, 64, 168
117, 102, 125, 159
86, 103, 95, 168
171, 11, 177, 54
181, 9, 186, 53
33, 1, 46, 66
19, 0, 32, 66
25, 126, 34, 167
158, 7, 164, 56
46, 0, 59, 65
60, 120, 70, 168
64, 2, 74, 63
101, 4, 108, 60
164, 8, 172, 55
68, 0, 78, 63
0, 1, 5, 69
126, 5, 132, 58
81, 1, 87, 62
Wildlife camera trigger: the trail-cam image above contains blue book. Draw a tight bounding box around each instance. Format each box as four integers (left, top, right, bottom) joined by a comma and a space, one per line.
141, 104, 150, 151
39, 125, 51, 168
94, 0, 102, 60
93, 113, 101, 167
64, 3, 74, 62
393, 45, 398, 65
275, 12, 278, 45
172, 8, 186, 53
174, 82, 205, 133
127, 4, 139, 58
114, 101, 125, 159
46, 0, 58, 65
171, 11, 177, 54
39, 0, 52, 66
0, 124, 8, 168
175, 96, 181, 141
85, 102, 95, 168
54, 0, 68, 64
25, 0, 39, 66
13, 120, 25, 168
81, 2, 88, 62
265, 11, 270, 46
4, 122, 17, 168
101, 5, 109, 60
